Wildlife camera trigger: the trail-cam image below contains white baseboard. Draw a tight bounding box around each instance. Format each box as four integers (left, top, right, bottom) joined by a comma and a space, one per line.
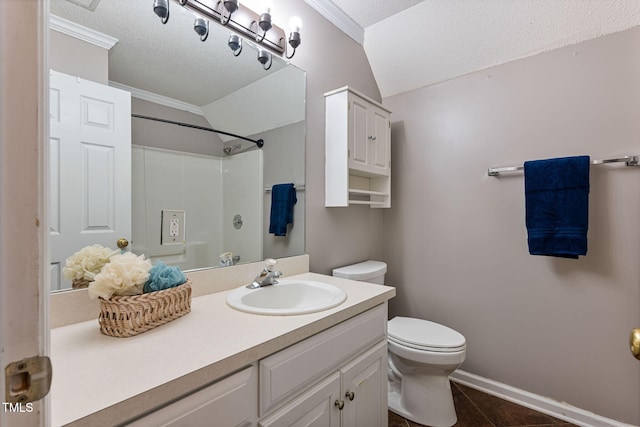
450, 370, 636, 427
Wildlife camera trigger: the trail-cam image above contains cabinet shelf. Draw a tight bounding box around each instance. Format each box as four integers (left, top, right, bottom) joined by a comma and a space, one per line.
348, 200, 386, 206
348, 188, 388, 197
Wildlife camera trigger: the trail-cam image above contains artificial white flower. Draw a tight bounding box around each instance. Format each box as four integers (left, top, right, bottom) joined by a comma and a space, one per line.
88, 252, 152, 300
62, 244, 115, 281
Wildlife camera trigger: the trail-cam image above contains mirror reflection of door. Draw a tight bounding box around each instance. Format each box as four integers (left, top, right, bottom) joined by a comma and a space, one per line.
49, 70, 132, 291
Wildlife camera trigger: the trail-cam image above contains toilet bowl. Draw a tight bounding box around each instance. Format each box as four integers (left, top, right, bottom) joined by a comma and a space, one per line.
332, 261, 466, 427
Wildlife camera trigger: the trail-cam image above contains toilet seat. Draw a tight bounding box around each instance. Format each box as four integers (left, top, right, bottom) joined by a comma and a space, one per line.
388, 317, 466, 353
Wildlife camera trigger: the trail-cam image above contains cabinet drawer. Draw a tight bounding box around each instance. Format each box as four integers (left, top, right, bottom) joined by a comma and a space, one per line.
260, 304, 387, 416
126, 365, 257, 427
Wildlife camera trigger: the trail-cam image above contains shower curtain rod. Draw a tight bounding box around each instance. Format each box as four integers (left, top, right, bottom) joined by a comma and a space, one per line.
132, 114, 264, 148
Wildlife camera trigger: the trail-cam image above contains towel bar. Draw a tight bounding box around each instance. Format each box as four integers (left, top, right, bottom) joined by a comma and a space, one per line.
488, 155, 640, 176
264, 185, 305, 192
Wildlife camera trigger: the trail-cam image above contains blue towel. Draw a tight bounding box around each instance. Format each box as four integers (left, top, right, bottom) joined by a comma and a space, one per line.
269, 183, 297, 237
524, 156, 590, 258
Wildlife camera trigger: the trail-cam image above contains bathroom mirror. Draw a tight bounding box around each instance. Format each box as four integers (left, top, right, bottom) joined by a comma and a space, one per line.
49, 0, 305, 291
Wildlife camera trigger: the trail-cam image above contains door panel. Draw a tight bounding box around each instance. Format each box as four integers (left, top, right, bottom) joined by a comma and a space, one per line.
348, 96, 370, 171
49, 70, 131, 290
259, 372, 340, 427
370, 106, 390, 175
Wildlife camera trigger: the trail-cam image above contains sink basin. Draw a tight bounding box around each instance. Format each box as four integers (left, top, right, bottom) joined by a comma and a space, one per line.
225, 279, 347, 315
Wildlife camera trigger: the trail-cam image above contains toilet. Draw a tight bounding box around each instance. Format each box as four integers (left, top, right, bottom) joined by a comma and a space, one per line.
332, 260, 466, 427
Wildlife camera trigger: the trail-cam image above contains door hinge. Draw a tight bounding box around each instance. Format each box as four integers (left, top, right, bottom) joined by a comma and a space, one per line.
5, 356, 52, 403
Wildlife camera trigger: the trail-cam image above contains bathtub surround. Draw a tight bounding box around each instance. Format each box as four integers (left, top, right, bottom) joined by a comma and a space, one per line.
382, 27, 640, 424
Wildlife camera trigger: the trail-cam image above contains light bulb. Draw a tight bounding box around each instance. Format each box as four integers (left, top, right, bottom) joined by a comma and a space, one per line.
289, 16, 302, 33
261, 0, 272, 14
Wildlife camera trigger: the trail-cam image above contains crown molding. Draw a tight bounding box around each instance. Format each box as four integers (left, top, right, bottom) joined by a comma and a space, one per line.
49, 14, 118, 49
303, 0, 364, 45
108, 81, 204, 116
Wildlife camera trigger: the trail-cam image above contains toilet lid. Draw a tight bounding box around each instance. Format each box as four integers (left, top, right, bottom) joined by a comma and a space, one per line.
388, 317, 466, 352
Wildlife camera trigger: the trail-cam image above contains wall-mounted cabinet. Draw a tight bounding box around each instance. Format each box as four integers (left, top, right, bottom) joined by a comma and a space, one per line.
325, 87, 392, 208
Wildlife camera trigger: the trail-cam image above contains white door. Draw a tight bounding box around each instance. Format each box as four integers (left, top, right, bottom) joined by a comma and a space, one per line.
49, 70, 131, 290
0, 1, 49, 425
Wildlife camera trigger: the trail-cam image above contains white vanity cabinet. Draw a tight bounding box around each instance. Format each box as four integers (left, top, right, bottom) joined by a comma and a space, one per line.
325, 86, 392, 208
259, 304, 389, 427
123, 304, 388, 427
125, 365, 258, 427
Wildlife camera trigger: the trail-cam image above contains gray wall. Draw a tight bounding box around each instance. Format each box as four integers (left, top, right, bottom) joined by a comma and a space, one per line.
261, 121, 306, 260
280, 0, 385, 274
50, 30, 108, 84
382, 27, 640, 424
131, 98, 225, 157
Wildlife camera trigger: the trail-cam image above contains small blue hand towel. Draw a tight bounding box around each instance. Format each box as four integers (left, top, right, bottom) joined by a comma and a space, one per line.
269, 183, 297, 237
524, 156, 590, 259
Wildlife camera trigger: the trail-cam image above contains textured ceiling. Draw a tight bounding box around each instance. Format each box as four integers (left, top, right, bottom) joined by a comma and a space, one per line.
327, 0, 424, 28
316, 0, 640, 98
50, 0, 287, 107
53, 0, 640, 103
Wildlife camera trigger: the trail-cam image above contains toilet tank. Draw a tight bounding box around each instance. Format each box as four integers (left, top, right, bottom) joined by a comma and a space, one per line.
332, 260, 387, 284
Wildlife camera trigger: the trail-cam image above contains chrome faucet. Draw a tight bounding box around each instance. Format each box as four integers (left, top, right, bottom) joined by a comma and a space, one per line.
246, 258, 283, 289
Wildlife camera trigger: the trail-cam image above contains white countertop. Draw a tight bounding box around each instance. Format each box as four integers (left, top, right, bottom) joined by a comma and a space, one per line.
50, 273, 395, 426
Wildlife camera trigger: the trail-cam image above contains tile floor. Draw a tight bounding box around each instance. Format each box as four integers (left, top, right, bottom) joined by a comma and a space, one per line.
388, 382, 577, 427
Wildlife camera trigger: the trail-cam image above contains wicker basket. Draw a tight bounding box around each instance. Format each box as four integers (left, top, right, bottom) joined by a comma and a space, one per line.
72, 278, 92, 289
98, 279, 192, 338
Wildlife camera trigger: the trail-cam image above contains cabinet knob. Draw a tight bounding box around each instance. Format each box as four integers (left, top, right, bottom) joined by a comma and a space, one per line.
334, 399, 344, 410
368, 135, 377, 140
345, 391, 355, 401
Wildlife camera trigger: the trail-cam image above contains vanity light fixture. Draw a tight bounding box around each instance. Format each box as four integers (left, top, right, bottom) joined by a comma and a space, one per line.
257, 48, 272, 70
193, 17, 209, 41
251, 3, 272, 42
155, 0, 302, 69
219, 0, 239, 25
228, 34, 243, 56
153, 0, 170, 24
284, 16, 301, 59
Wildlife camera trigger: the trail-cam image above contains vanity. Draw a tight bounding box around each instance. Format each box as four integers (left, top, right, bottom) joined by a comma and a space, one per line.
49, 255, 395, 426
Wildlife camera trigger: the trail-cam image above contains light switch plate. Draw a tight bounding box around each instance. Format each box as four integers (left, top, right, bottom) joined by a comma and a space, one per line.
161, 210, 186, 245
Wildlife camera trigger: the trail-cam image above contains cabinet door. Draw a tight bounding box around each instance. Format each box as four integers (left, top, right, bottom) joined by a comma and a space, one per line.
259, 372, 341, 427
340, 341, 388, 427
369, 105, 391, 176
125, 366, 257, 427
348, 95, 371, 173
